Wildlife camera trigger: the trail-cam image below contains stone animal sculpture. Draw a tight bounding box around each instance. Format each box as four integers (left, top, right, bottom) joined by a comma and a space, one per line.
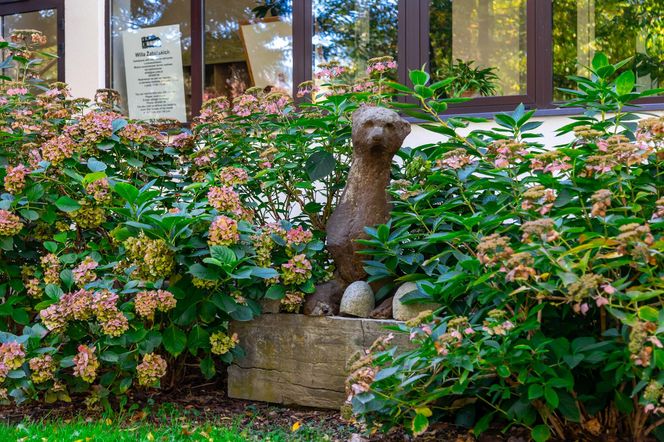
304, 106, 411, 315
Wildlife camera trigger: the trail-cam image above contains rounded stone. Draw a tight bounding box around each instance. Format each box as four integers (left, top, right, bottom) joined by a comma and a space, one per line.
392, 282, 438, 321
339, 281, 375, 318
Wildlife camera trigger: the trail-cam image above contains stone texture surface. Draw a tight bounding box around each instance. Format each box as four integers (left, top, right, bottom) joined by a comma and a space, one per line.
392, 282, 438, 321
227, 314, 411, 409
369, 296, 393, 319
339, 281, 375, 317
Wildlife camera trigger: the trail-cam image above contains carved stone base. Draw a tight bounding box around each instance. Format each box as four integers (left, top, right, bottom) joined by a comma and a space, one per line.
227, 314, 410, 409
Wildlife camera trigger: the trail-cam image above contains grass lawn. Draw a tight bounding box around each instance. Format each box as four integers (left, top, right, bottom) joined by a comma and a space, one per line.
1, 419, 339, 442
0, 398, 355, 442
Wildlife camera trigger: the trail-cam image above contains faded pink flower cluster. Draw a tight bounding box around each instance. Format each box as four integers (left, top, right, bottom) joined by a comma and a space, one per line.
366, 56, 397, 76
92, 290, 129, 337
434, 317, 474, 356
487, 139, 528, 168
315, 61, 347, 80
85, 178, 111, 204
73, 344, 99, 383
29, 354, 56, 384
3, 164, 29, 194
39, 289, 94, 332
285, 226, 313, 247
0, 210, 23, 236
521, 185, 557, 215
482, 310, 515, 336
73, 256, 99, 286
296, 81, 319, 98
197, 97, 230, 124
219, 167, 249, 186
136, 353, 167, 387
207, 186, 242, 215
40, 134, 76, 166
208, 215, 239, 246
281, 254, 312, 285
0, 341, 25, 382
262, 92, 291, 115
530, 150, 572, 174
40, 253, 61, 285
232, 93, 261, 117
436, 148, 476, 170
134, 290, 177, 321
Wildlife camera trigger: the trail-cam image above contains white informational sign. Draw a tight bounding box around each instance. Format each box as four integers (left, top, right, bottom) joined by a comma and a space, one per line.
122, 25, 187, 122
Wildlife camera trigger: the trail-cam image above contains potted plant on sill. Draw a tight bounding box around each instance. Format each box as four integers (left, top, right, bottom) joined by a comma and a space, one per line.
435, 59, 499, 98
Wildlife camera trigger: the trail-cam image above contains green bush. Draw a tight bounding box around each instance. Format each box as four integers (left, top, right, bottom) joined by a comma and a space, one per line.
350, 54, 664, 441
0, 32, 326, 408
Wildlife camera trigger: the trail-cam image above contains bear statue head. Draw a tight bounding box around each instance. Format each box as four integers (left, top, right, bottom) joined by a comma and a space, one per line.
351, 106, 411, 158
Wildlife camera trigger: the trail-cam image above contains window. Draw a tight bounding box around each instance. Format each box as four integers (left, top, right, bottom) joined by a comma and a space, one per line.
0, 0, 64, 82
204, 0, 293, 101
108, 0, 293, 119
429, 0, 527, 97
106, 0, 664, 119
553, 0, 664, 102
313, 0, 398, 82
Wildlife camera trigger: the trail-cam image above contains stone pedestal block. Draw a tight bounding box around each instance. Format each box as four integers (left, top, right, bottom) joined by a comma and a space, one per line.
227, 314, 409, 409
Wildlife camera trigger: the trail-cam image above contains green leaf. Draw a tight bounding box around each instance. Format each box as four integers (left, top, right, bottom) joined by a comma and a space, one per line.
638, 306, 658, 322
187, 325, 210, 355
411, 413, 429, 436
250, 267, 279, 279
615, 70, 635, 95
528, 384, 544, 400
531, 425, 551, 442
305, 151, 336, 181
188, 264, 219, 281
113, 182, 139, 204
200, 357, 216, 380
87, 158, 107, 172
265, 285, 286, 300
591, 52, 609, 71
544, 386, 559, 408
163, 325, 187, 356
54, 196, 81, 213
210, 246, 236, 266
409, 70, 430, 86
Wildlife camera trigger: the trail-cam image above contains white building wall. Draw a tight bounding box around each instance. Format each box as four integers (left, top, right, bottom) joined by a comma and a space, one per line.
64, 0, 106, 99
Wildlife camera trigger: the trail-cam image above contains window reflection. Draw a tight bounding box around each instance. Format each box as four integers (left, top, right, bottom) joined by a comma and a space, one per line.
111, 0, 192, 118
430, 0, 527, 97
204, 0, 293, 101
313, 0, 397, 82
553, 0, 664, 101
1, 9, 58, 82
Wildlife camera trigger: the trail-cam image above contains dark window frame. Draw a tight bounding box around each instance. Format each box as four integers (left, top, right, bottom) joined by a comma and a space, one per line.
105, 0, 664, 119
0, 0, 65, 82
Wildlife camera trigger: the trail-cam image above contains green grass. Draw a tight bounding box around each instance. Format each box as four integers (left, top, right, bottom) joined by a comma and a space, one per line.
0, 419, 341, 442
0, 403, 353, 442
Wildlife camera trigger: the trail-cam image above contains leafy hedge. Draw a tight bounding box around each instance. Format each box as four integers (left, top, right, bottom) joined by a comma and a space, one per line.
0, 33, 335, 407
349, 54, 664, 441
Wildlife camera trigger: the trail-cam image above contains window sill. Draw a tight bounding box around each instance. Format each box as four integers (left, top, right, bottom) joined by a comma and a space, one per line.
403, 101, 664, 123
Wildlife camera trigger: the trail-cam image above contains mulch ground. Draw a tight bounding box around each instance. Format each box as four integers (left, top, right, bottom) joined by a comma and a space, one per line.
0, 382, 568, 441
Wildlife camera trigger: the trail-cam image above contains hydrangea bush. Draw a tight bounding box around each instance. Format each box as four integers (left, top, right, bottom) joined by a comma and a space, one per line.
0, 33, 325, 408
350, 54, 664, 441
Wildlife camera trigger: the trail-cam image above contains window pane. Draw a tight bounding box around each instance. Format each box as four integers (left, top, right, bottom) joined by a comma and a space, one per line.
2, 9, 58, 82
553, 0, 664, 101
111, 0, 191, 120
204, 0, 293, 101
313, 0, 398, 81
430, 0, 527, 97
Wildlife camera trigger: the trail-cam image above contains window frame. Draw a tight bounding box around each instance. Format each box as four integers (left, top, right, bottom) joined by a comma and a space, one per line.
0, 0, 65, 82
105, 0, 664, 119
